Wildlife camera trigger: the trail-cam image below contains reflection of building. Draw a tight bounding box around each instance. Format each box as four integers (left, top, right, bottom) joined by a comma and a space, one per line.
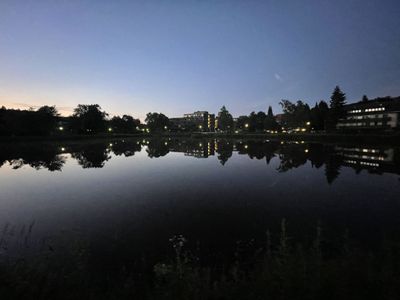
335, 145, 400, 174
169, 140, 215, 158
170, 111, 215, 132
337, 97, 400, 130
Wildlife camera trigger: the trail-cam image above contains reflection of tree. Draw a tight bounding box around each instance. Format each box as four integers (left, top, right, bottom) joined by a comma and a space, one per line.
216, 140, 233, 165
276, 146, 308, 172
308, 143, 327, 169
324, 155, 342, 184
72, 144, 111, 168
112, 140, 142, 157
0, 144, 66, 171
236, 141, 278, 164
146, 140, 169, 158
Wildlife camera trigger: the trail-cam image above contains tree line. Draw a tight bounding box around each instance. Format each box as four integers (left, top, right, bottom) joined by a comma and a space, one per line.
0, 104, 141, 136
0, 85, 375, 136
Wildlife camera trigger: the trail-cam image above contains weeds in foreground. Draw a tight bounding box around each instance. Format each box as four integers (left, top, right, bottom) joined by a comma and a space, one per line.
0, 220, 399, 299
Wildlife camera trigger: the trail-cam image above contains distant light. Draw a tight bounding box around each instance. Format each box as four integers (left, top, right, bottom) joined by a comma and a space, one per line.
61, 147, 65, 151
244, 145, 248, 149
235, 130, 239, 134
199, 143, 203, 147
305, 149, 309, 153
245, 123, 249, 128
108, 127, 112, 132
164, 126, 168, 130
301, 128, 306, 132
198, 125, 202, 129
109, 143, 113, 147
59, 126, 64, 131
164, 142, 168, 146
306, 121, 311, 126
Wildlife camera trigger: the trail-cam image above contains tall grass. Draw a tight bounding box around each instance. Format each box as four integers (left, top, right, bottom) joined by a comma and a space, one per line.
0, 220, 399, 299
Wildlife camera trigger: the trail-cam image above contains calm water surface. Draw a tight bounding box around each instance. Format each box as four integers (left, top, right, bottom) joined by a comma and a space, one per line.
1, 138, 399, 263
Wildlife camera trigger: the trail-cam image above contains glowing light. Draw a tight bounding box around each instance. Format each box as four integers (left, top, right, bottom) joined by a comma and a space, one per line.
199, 143, 203, 147
235, 130, 239, 134
198, 125, 203, 129
306, 121, 311, 125
109, 143, 113, 147
245, 123, 249, 128
164, 126, 168, 130
108, 127, 112, 132
301, 128, 306, 132
244, 145, 248, 149
61, 147, 65, 151
304, 149, 309, 153
59, 126, 64, 131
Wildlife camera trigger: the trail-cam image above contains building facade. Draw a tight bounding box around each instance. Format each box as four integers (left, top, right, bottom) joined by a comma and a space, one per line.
337, 97, 400, 130
170, 111, 215, 132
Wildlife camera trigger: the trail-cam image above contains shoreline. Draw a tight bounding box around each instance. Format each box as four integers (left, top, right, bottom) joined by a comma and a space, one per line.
1, 131, 399, 145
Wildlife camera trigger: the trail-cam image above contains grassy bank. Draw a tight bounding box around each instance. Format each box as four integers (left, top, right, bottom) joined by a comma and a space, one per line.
0, 221, 399, 299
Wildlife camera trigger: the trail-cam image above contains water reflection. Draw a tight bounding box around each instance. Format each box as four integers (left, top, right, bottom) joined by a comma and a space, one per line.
1, 139, 399, 183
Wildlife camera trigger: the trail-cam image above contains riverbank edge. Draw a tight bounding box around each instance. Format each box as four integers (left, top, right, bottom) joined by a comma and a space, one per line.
1, 132, 399, 145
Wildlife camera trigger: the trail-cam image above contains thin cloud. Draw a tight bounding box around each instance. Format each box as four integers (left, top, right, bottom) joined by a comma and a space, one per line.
274, 73, 283, 81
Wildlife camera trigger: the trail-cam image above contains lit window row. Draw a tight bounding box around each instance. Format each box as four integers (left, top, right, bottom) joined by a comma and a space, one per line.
366, 107, 385, 112
360, 161, 379, 167
344, 160, 357, 164
349, 109, 362, 113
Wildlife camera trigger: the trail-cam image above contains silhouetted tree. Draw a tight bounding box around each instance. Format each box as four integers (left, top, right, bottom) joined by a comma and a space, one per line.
264, 106, 279, 131
110, 115, 140, 133
279, 100, 311, 128
236, 115, 250, 131
217, 106, 234, 132
71, 104, 108, 134
145, 113, 170, 132
327, 86, 346, 131
310, 101, 329, 131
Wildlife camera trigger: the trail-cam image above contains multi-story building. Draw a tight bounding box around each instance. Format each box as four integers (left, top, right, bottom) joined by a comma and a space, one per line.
170, 111, 215, 132
337, 96, 400, 130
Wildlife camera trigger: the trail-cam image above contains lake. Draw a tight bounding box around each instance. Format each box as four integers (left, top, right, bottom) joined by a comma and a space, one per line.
1, 137, 400, 288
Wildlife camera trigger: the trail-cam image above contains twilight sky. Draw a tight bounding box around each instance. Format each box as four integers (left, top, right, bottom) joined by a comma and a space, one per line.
1, 0, 399, 120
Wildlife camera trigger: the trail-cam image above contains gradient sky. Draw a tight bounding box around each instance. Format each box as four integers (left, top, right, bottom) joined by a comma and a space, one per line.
1, 0, 399, 120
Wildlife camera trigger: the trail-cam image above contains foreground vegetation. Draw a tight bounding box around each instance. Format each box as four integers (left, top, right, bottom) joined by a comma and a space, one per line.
0, 220, 399, 299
